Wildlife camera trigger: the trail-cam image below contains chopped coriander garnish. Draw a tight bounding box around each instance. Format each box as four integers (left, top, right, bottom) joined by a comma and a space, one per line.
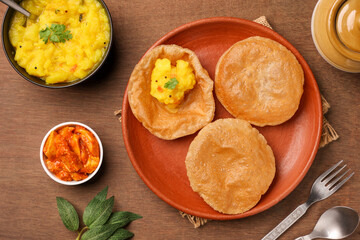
39, 24, 73, 44
164, 78, 179, 90
55, 9, 60, 14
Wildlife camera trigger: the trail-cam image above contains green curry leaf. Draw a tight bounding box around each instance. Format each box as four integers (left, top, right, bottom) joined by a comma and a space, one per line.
108, 228, 134, 240
89, 197, 114, 228
56, 197, 79, 232
56, 186, 141, 239
93, 186, 109, 202
81, 223, 119, 240
107, 211, 142, 228
83, 186, 108, 227
83, 187, 113, 228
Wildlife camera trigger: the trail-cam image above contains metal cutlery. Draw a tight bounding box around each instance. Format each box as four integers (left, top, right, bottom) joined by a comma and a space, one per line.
262, 160, 354, 240
294, 206, 359, 240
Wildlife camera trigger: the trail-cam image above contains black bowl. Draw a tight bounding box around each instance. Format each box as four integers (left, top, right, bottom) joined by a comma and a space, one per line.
1, 0, 113, 88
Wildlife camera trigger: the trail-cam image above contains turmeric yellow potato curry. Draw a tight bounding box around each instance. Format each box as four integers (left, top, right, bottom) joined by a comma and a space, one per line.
43, 125, 100, 181
150, 58, 196, 110
9, 0, 110, 84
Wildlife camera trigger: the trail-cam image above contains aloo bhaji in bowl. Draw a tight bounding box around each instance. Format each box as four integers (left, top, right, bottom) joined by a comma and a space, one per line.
2, 0, 112, 88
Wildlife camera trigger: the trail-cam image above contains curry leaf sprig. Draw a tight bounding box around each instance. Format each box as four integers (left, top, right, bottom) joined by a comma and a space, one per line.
40, 24, 73, 44
56, 186, 142, 240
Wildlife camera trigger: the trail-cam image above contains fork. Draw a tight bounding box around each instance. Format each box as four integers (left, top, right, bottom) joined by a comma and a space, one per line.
262, 160, 354, 240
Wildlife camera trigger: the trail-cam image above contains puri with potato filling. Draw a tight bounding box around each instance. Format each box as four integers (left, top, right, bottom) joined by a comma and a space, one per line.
150, 58, 196, 110
185, 118, 275, 214
127, 45, 215, 140
9, 0, 110, 84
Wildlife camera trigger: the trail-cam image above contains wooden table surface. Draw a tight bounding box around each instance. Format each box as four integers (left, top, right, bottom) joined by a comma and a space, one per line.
0, 0, 359, 239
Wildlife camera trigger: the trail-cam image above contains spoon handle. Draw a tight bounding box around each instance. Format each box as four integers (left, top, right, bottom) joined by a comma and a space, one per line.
262, 202, 309, 240
0, 0, 30, 17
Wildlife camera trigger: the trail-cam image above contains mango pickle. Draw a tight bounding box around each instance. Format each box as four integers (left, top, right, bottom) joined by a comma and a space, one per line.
43, 125, 100, 181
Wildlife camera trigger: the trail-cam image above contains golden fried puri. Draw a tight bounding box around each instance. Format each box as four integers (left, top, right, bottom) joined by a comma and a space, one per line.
185, 118, 275, 214
215, 36, 304, 126
128, 45, 215, 140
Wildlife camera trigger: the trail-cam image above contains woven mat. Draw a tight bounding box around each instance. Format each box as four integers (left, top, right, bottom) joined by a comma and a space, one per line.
115, 16, 339, 228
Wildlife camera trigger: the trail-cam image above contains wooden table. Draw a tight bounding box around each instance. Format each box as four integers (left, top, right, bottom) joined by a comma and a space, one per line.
0, 0, 359, 239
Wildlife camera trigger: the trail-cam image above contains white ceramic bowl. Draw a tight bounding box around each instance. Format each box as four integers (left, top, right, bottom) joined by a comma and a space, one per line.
40, 122, 103, 185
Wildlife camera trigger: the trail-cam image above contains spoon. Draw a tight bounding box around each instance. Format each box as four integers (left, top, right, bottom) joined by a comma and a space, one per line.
295, 206, 359, 240
0, 0, 30, 17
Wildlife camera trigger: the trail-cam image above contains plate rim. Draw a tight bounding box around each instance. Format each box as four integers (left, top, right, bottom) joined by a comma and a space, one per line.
122, 16, 323, 220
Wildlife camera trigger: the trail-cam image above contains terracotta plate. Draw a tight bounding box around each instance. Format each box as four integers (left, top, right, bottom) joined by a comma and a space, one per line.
122, 17, 322, 220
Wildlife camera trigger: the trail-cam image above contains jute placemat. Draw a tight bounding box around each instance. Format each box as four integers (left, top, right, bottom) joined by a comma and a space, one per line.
115, 16, 339, 228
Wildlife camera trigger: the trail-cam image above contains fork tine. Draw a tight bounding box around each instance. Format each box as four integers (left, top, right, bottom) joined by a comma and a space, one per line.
318, 160, 343, 182
329, 172, 354, 193
327, 169, 350, 188
322, 164, 347, 185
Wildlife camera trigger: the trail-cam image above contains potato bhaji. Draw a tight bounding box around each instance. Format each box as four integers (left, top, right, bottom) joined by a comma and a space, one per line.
9, 0, 110, 84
